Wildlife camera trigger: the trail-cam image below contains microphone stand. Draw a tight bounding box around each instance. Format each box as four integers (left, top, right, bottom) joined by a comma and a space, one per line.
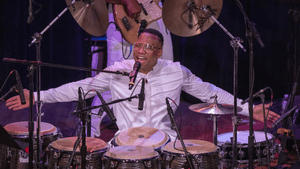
257, 93, 271, 169
27, 1, 78, 168
234, 1, 265, 168
166, 98, 195, 169
200, 5, 246, 168
72, 95, 139, 116
276, 6, 300, 167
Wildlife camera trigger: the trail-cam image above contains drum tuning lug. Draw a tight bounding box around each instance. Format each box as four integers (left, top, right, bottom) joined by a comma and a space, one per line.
263, 148, 268, 156
86, 154, 92, 160
144, 160, 152, 168
238, 149, 245, 159
255, 149, 262, 158
195, 154, 203, 164
229, 150, 233, 158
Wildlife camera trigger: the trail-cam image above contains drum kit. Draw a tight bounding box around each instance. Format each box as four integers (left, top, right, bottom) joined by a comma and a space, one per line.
0, 0, 282, 168
0, 102, 280, 169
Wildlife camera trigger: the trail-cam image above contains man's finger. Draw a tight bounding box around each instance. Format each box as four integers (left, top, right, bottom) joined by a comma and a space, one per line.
8, 104, 19, 110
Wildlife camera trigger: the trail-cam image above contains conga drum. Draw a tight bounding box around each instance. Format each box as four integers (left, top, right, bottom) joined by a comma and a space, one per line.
103, 145, 161, 169
113, 127, 170, 152
46, 137, 108, 169
0, 121, 61, 169
161, 139, 220, 169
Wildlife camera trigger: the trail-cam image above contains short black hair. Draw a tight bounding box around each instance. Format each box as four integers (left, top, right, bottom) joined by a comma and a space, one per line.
139, 28, 164, 45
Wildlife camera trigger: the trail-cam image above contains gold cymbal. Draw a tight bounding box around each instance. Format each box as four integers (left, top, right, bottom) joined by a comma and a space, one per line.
189, 103, 242, 115
162, 0, 223, 37
66, 0, 109, 37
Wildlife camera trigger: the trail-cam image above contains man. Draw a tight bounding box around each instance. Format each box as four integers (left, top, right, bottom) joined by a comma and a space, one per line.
6, 29, 280, 141
90, 0, 174, 137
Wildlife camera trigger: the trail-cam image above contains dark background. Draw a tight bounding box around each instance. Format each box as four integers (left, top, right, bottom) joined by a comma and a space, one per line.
0, 0, 299, 107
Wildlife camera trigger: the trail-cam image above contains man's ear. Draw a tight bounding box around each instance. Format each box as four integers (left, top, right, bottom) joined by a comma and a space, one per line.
157, 49, 163, 58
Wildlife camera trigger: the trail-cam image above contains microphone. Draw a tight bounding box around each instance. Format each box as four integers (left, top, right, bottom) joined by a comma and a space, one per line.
138, 78, 145, 110
15, 71, 26, 105
96, 91, 116, 122
78, 87, 84, 111
241, 87, 270, 105
129, 61, 141, 90
27, 0, 34, 24
166, 98, 174, 116
272, 104, 299, 128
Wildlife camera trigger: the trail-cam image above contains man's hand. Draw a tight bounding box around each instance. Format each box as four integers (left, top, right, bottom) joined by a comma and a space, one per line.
253, 103, 280, 128
6, 89, 33, 111
121, 0, 141, 19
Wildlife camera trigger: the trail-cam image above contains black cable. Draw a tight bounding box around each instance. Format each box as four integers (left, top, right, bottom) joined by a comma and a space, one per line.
0, 70, 15, 94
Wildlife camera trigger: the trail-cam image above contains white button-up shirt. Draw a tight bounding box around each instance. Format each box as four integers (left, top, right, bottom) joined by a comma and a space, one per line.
35, 59, 249, 141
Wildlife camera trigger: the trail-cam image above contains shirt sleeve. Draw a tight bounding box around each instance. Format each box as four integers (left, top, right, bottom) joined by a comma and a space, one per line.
33, 67, 116, 104
180, 65, 250, 116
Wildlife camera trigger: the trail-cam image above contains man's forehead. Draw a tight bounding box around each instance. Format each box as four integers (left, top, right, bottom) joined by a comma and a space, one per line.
138, 32, 160, 42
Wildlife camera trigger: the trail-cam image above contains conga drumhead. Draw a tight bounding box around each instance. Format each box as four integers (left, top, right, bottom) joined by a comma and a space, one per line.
104, 146, 158, 159
217, 131, 273, 144
4, 121, 57, 136
115, 127, 169, 149
162, 139, 218, 154
50, 137, 107, 152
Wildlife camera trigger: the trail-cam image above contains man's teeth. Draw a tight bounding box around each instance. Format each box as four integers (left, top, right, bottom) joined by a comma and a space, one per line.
138, 57, 145, 60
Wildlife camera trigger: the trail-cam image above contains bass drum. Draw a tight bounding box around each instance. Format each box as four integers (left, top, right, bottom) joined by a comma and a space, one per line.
113, 127, 170, 152
46, 137, 108, 169
0, 121, 61, 169
103, 145, 161, 169
217, 131, 275, 165
161, 139, 220, 169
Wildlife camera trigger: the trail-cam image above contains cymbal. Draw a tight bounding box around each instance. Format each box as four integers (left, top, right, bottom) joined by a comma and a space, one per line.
162, 0, 223, 37
66, 0, 109, 37
189, 103, 242, 115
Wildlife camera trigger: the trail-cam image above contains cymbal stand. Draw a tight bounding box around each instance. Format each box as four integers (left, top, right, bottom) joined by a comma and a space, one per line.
201, 5, 246, 169
209, 95, 220, 145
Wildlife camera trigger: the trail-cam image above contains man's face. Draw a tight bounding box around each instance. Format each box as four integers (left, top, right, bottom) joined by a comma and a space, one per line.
133, 32, 162, 74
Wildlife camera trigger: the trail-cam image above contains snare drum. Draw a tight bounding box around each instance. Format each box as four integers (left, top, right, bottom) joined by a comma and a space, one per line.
217, 131, 275, 164
161, 139, 220, 169
46, 137, 108, 169
0, 121, 61, 169
113, 127, 170, 152
103, 145, 161, 169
